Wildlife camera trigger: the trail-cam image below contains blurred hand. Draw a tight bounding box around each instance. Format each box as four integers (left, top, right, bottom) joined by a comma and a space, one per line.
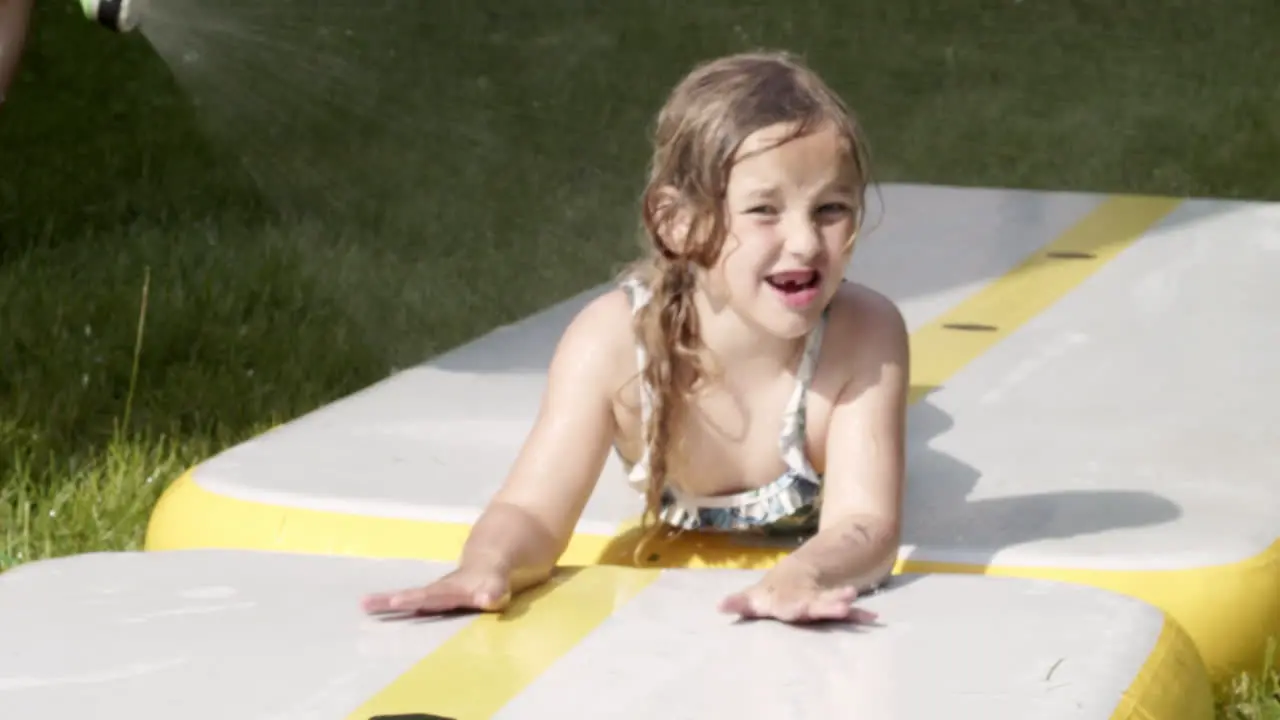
719, 569, 878, 624
361, 566, 512, 616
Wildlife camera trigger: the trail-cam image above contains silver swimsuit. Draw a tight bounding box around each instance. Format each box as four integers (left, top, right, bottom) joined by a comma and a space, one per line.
618, 276, 830, 537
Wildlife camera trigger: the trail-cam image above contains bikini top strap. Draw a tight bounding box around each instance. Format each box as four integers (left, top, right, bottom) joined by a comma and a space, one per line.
621, 274, 829, 482
620, 276, 654, 419
778, 306, 828, 478
620, 277, 655, 486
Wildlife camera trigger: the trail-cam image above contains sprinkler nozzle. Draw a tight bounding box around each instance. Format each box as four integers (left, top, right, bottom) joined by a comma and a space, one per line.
80, 0, 142, 33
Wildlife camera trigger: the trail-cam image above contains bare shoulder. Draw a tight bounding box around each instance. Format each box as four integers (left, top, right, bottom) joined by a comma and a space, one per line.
548, 288, 638, 395
822, 281, 910, 389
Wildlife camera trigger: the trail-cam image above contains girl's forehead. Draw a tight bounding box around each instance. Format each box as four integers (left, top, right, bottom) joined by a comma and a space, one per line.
727, 123, 857, 195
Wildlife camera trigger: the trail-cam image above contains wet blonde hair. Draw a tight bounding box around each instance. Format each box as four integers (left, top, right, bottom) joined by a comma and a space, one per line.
624, 50, 873, 539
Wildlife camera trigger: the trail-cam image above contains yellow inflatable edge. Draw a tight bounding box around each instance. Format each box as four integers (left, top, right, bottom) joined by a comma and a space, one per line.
146, 469, 1278, 688
1113, 613, 1216, 720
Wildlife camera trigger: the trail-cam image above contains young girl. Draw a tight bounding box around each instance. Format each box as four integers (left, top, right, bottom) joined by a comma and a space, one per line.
363, 50, 909, 625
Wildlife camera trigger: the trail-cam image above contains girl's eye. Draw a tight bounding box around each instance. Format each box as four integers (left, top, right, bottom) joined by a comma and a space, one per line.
814, 203, 853, 225
743, 203, 851, 219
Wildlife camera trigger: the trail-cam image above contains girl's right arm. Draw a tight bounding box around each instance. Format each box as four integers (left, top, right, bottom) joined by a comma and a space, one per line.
455, 290, 629, 587
363, 291, 631, 613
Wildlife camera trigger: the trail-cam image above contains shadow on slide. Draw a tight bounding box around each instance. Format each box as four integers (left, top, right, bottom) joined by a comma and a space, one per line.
584, 389, 1182, 585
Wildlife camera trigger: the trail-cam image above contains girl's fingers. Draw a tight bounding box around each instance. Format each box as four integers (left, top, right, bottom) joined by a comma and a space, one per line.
370, 580, 874, 625
405, 585, 478, 614
362, 583, 469, 615
802, 597, 854, 622
807, 586, 877, 623
364, 569, 513, 617
718, 591, 757, 617
723, 584, 872, 624
849, 606, 879, 624
360, 592, 399, 614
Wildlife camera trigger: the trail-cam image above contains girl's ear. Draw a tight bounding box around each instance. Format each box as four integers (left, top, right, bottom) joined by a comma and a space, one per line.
651, 186, 695, 257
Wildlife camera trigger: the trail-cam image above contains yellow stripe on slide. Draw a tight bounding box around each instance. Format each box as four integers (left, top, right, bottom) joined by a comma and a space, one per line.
345, 565, 659, 720
346, 194, 1181, 719
907, 195, 1180, 404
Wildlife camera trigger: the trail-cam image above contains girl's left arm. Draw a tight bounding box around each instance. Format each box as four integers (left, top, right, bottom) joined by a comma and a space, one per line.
783, 287, 910, 593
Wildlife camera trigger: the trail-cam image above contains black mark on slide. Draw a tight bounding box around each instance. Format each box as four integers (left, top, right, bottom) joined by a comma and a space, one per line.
943, 322, 999, 332
370, 715, 456, 720
1046, 250, 1097, 260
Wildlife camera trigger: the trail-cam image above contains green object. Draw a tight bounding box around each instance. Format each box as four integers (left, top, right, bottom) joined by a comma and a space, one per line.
79, 0, 141, 33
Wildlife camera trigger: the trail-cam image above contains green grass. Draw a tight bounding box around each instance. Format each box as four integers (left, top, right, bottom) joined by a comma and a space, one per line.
1, 0, 1278, 716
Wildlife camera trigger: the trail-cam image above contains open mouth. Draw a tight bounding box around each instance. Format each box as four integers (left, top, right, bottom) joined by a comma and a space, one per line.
765, 269, 822, 295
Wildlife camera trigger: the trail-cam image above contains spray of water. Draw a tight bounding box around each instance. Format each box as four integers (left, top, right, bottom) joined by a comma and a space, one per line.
98, 0, 640, 371
134, 0, 435, 222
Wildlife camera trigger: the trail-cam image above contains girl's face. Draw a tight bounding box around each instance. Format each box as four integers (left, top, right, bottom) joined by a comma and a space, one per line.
702, 121, 861, 341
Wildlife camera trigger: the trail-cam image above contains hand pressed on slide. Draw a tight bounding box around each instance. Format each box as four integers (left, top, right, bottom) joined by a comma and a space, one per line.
361, 567, 511, 616
719, 572, 878, 625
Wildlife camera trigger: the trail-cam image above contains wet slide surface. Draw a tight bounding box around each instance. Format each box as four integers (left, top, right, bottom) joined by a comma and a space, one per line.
0, 550, 1212, 719
145, 184, 1280, 681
